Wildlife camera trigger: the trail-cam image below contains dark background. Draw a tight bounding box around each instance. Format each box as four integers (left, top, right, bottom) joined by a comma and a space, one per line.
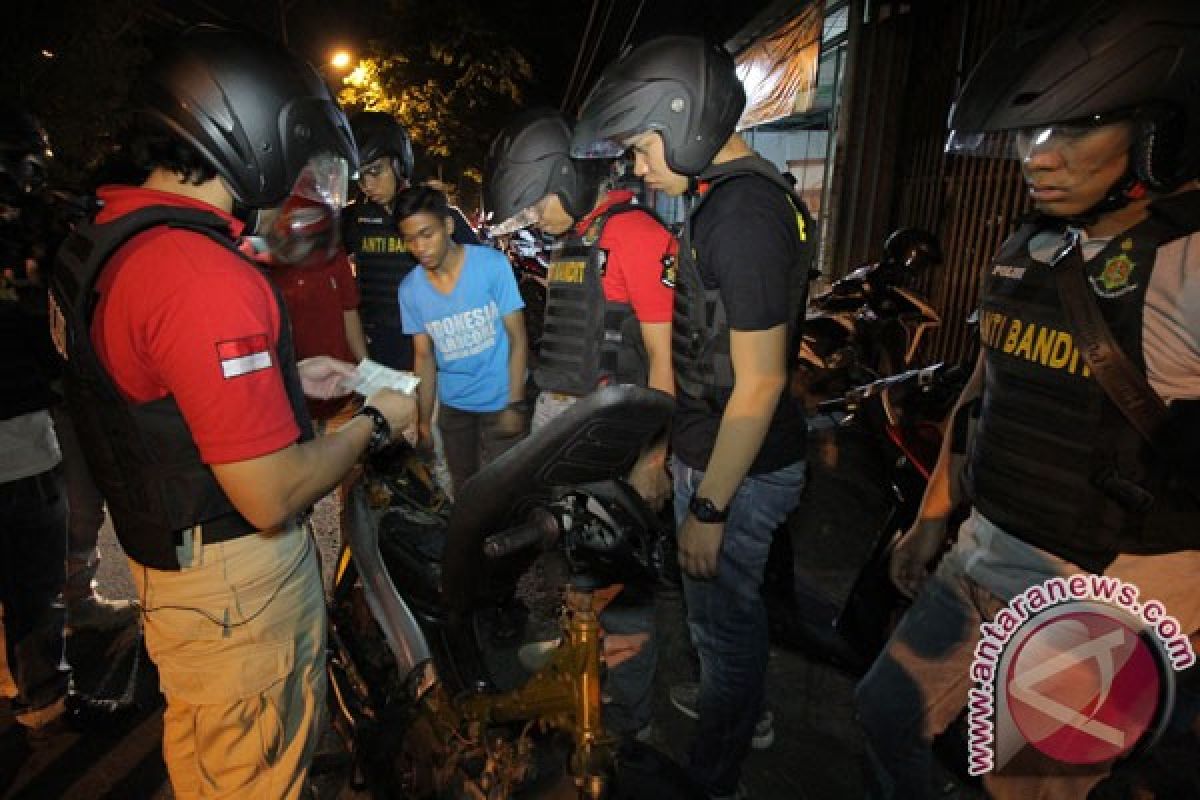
0, 0, 776, 189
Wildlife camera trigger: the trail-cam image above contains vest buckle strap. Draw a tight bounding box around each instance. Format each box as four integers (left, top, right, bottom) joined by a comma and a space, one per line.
1090, 464, 1155, 514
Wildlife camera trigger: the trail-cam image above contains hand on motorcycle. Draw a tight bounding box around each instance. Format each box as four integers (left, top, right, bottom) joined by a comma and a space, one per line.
889, 517, 948, 599
297, 355, 356, 399
678, 515, 723, 580
627, 453, 671, 512
365, 388, 417, 443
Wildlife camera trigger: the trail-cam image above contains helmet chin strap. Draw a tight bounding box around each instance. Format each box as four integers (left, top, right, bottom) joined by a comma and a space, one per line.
1064, 166, 1147, 228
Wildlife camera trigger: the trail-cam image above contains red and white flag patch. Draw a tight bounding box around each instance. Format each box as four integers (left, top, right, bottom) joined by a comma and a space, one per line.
216, 334, 273, 379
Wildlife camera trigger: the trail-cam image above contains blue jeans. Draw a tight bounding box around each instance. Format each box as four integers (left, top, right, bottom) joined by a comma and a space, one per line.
673, 456, 806, 796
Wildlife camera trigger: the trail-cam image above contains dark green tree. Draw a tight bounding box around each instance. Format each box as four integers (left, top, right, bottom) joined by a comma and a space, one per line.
0, 2, 156, 185
336, 0, 552, 206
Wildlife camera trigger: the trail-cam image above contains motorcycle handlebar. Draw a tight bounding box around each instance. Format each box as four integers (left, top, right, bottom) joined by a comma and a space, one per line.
817, 397, 848, 414
483, 509, 559, 559
818, 363, 954, 416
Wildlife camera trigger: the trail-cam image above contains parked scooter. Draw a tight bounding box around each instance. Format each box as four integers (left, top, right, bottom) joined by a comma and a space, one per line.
794, 229, 943, 411
326, 385, 700, 799
765, 362, 968, 675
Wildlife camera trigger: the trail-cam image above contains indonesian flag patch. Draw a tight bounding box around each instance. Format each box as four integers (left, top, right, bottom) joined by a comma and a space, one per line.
216, 334, 273, 379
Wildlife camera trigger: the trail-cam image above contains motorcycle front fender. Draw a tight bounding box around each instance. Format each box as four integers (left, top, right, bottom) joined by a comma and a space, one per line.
343, 481, 438, 697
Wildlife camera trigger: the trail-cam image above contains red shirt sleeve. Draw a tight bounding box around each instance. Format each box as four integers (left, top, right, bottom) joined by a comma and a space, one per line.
599, 211, 676, 323
93, 229, 301, 464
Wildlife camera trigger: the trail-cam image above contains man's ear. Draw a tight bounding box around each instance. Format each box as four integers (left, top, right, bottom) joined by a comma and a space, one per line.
444, 214, 456, 237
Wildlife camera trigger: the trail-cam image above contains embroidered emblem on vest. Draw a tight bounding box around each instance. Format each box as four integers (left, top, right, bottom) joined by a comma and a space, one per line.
1091, 251, 1138, 298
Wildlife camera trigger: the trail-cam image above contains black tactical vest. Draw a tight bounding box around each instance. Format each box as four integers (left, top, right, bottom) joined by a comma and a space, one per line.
51, 205, 313, 570
966, 192, 1200, 573
344, 200, 415, 369
534, 204, 665, 395
672, 155, 815, 404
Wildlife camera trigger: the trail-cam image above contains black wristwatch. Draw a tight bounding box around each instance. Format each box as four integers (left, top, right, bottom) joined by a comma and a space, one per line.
506, 399, 532, 414
355, 405, 392, 455
688, 493, 728, 523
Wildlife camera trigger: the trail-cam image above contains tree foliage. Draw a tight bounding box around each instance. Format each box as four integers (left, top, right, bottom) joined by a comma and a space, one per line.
337, 0, 534, 193
0, 2, 155, 185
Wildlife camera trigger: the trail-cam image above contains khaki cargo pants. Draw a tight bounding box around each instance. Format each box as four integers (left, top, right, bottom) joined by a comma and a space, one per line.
130, 524, 326, 799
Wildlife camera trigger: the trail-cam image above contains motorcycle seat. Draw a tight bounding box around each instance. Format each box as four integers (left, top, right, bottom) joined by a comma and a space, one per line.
441, 385, 674, 616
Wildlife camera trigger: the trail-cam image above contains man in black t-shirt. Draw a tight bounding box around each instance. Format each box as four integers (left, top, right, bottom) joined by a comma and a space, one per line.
573, 36, 813, 800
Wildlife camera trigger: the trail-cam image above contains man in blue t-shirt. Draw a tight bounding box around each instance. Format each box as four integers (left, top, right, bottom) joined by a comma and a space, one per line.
397, 186, 528, 494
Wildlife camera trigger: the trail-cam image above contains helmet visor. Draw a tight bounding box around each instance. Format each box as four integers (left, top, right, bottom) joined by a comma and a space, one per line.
944, 129, 1015, 159
947, 113, 1132, 160
570, 109, 653, 160
292, 153, 350, 209
266, 194, 338, 266
570, 136, 629, 160
489, 204, 541, 236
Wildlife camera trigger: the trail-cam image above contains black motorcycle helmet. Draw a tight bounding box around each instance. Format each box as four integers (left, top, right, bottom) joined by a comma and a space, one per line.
947, 0, 1200, 203
0, 104, 51, 196
485, 108, 603, 229
881, 228, 942, 273
570, 35, 746, 177
350, 111, 414, 182
138, 26, 357, 208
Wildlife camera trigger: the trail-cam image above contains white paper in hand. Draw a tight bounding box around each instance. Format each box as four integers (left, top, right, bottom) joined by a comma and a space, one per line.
350, 358, 421, 396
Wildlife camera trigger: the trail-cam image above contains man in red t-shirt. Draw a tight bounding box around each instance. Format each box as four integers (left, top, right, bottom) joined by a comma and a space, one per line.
52, 29, 414, 798
261, 194, 369, 424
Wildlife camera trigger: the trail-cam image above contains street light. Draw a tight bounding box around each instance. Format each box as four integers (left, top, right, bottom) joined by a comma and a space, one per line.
330, 50, 353, 71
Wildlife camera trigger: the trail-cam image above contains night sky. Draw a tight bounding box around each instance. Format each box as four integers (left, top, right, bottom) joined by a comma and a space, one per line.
178, 0, 778, 110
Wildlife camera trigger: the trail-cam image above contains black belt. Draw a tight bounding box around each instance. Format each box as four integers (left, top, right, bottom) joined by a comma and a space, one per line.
172, 511, 309, 548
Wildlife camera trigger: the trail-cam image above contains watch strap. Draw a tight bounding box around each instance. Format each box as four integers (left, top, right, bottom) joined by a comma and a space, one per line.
355, 405, 392, 455
688, 493, 729, 523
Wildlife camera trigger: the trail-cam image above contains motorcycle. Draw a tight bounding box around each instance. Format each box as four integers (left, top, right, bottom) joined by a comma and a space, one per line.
326, 385, 700, 799
765, 362, 969, 675
793, 228, 943, 411
492, 227, 549, 359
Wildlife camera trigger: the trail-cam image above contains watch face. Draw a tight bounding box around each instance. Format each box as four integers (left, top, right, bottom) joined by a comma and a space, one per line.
689, 495, 726, 523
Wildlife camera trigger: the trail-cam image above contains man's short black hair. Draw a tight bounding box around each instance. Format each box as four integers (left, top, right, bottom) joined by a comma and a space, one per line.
127, 118, 217, 187
394, 185, 452, 224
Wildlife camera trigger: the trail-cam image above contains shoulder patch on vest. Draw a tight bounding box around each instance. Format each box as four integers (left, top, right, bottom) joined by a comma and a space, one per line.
660, 253, 677, 288
583, 217, 604, 246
